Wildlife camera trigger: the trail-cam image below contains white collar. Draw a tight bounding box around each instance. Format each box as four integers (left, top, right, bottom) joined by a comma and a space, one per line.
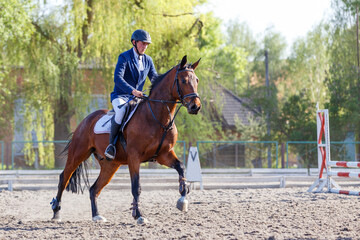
132, 47, 142, 61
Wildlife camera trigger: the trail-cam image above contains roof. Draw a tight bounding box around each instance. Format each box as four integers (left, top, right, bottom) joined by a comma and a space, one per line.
213, 84, 260, 128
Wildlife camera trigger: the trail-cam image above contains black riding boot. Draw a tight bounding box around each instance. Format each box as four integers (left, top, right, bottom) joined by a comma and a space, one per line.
105, 118, 121, 160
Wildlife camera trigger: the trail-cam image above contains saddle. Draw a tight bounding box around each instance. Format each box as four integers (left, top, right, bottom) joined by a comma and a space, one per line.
94, 98, 142, 150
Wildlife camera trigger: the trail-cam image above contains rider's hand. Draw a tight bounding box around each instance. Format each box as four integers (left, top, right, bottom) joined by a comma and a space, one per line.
132, 89, 143, 97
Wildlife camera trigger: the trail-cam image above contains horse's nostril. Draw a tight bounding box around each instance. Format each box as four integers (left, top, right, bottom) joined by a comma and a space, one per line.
190, 104, 200, 113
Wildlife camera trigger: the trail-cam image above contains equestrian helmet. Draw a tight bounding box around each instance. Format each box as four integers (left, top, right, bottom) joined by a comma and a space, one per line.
131, 29, 152, 44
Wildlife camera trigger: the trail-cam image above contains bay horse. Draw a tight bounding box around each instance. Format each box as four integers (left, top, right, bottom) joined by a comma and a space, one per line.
50, 55, 201, 224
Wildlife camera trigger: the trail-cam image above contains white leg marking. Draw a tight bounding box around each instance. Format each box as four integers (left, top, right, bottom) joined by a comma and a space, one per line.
92, 215, 107, 222
137, 217, 149, 225
177, 196, 189, 212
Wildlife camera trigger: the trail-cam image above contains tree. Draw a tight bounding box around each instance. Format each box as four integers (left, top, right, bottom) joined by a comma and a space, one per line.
225, 19, 259, 61
0, 0, 34, 139
241, 27, 287, 141
286, 23, 330, 106
325, 0, 360, 146
207, 45, 248, 95
251, 26, 287, 81
270, 22, 330, 145
2, 0, 229, 168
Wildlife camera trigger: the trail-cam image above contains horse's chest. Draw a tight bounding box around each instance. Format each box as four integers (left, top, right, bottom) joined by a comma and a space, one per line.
151, 128, 177, 147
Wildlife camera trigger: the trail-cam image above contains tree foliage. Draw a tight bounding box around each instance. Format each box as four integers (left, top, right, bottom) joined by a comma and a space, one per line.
225, 20, 259, 61
286, 23, 330, 105
1, 0, 233, 167
0, 0, 34, 138
325, 0, 360, 141
3, 0, 360, 169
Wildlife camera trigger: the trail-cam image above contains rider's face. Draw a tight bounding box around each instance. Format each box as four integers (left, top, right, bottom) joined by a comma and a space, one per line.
134, 41, 149, 55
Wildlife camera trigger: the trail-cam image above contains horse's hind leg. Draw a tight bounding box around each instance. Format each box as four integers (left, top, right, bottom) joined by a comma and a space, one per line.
157, 151, 189, 212
51, 144, 92, 221
90, 160, 121, 222
51, 170, 66, 221
51, 169, 79, 221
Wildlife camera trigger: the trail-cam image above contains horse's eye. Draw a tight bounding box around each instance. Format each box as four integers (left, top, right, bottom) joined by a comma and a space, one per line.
181, 78, 186, 84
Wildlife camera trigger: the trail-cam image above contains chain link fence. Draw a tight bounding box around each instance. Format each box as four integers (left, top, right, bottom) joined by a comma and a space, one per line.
286, 141, 360, 168
3, 140, 359, 170
196, 141, 279, 168
6, 140, 186, 170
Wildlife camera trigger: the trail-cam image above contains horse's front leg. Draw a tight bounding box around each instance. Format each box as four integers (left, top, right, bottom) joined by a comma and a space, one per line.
128, 159, 148, 224
173, 158, 190, 212
158, 151, 189, 212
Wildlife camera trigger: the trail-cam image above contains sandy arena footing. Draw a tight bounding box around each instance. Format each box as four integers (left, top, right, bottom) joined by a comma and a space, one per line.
1, 187, 360, 239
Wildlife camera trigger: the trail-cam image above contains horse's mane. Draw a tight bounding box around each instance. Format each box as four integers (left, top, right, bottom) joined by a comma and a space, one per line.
149, 67, 174, 96
149, 63, 192, 96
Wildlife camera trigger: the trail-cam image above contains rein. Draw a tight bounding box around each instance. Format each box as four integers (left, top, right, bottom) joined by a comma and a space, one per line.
141, 67, 200, 160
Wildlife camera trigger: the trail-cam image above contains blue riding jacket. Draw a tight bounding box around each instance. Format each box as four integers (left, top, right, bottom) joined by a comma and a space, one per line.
110, 48, 157, 102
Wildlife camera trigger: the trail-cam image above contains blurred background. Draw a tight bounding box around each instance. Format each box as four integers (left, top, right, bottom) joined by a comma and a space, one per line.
0, 0, 359, 170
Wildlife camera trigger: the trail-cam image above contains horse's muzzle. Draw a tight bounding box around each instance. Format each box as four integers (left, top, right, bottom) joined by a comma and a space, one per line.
187, 98, 201, 114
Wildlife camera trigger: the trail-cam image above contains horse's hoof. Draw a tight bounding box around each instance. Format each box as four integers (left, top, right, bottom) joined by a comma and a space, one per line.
51, 213, 61, 222
51, 216, 61, 222
136, 217, 148, 225
176, 197, 189, 212
92, 215, 107, 222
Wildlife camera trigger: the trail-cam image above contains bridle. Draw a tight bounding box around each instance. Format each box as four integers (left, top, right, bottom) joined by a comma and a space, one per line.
141, 66, 200, 160
142, 66, 200, 129
173, 67, 200, 108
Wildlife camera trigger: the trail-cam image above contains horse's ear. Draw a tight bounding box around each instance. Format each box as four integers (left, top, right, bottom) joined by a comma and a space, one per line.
180, 55, 187, 69
191, 58, 201, 70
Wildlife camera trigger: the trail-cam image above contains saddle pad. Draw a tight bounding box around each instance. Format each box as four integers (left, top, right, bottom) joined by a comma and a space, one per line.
94, 103, 140, 134
94, 114, 112, 134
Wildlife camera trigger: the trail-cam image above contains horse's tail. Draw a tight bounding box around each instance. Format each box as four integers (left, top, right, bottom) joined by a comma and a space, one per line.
65, 160, 90, 194
60, 133, 73, 156
61, 133, 90, 194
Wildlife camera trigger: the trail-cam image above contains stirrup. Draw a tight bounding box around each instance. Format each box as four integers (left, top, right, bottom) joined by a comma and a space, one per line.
105, 144, 116, 160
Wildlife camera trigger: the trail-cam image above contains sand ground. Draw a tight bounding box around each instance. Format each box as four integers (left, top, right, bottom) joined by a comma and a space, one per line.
0, 187, 360, 240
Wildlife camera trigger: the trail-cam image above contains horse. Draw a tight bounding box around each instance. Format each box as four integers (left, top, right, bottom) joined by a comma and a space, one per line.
50, 55, 201, 224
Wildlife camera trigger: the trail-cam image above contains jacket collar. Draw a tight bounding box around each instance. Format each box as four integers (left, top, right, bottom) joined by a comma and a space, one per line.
129, 48, 140, 73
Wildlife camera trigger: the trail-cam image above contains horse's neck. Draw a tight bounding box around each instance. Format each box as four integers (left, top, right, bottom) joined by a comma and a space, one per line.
148, 75, 178, 119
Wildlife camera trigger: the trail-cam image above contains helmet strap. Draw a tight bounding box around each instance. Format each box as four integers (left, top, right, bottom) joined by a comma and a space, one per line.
132, 41, 143, 57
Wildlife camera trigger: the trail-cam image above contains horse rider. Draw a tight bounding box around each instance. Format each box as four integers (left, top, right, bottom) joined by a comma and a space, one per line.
105, 29, 158, 160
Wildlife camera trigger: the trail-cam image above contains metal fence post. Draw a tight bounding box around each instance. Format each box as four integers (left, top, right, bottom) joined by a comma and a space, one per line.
0, 141, 3, 170
11, 141, 14, 169
183, 141, 186, 165
275, 141, 279, 168
286, 142, 289, 168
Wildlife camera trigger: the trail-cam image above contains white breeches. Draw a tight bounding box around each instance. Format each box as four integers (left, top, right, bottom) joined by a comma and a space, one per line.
112, 98, 127, 124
